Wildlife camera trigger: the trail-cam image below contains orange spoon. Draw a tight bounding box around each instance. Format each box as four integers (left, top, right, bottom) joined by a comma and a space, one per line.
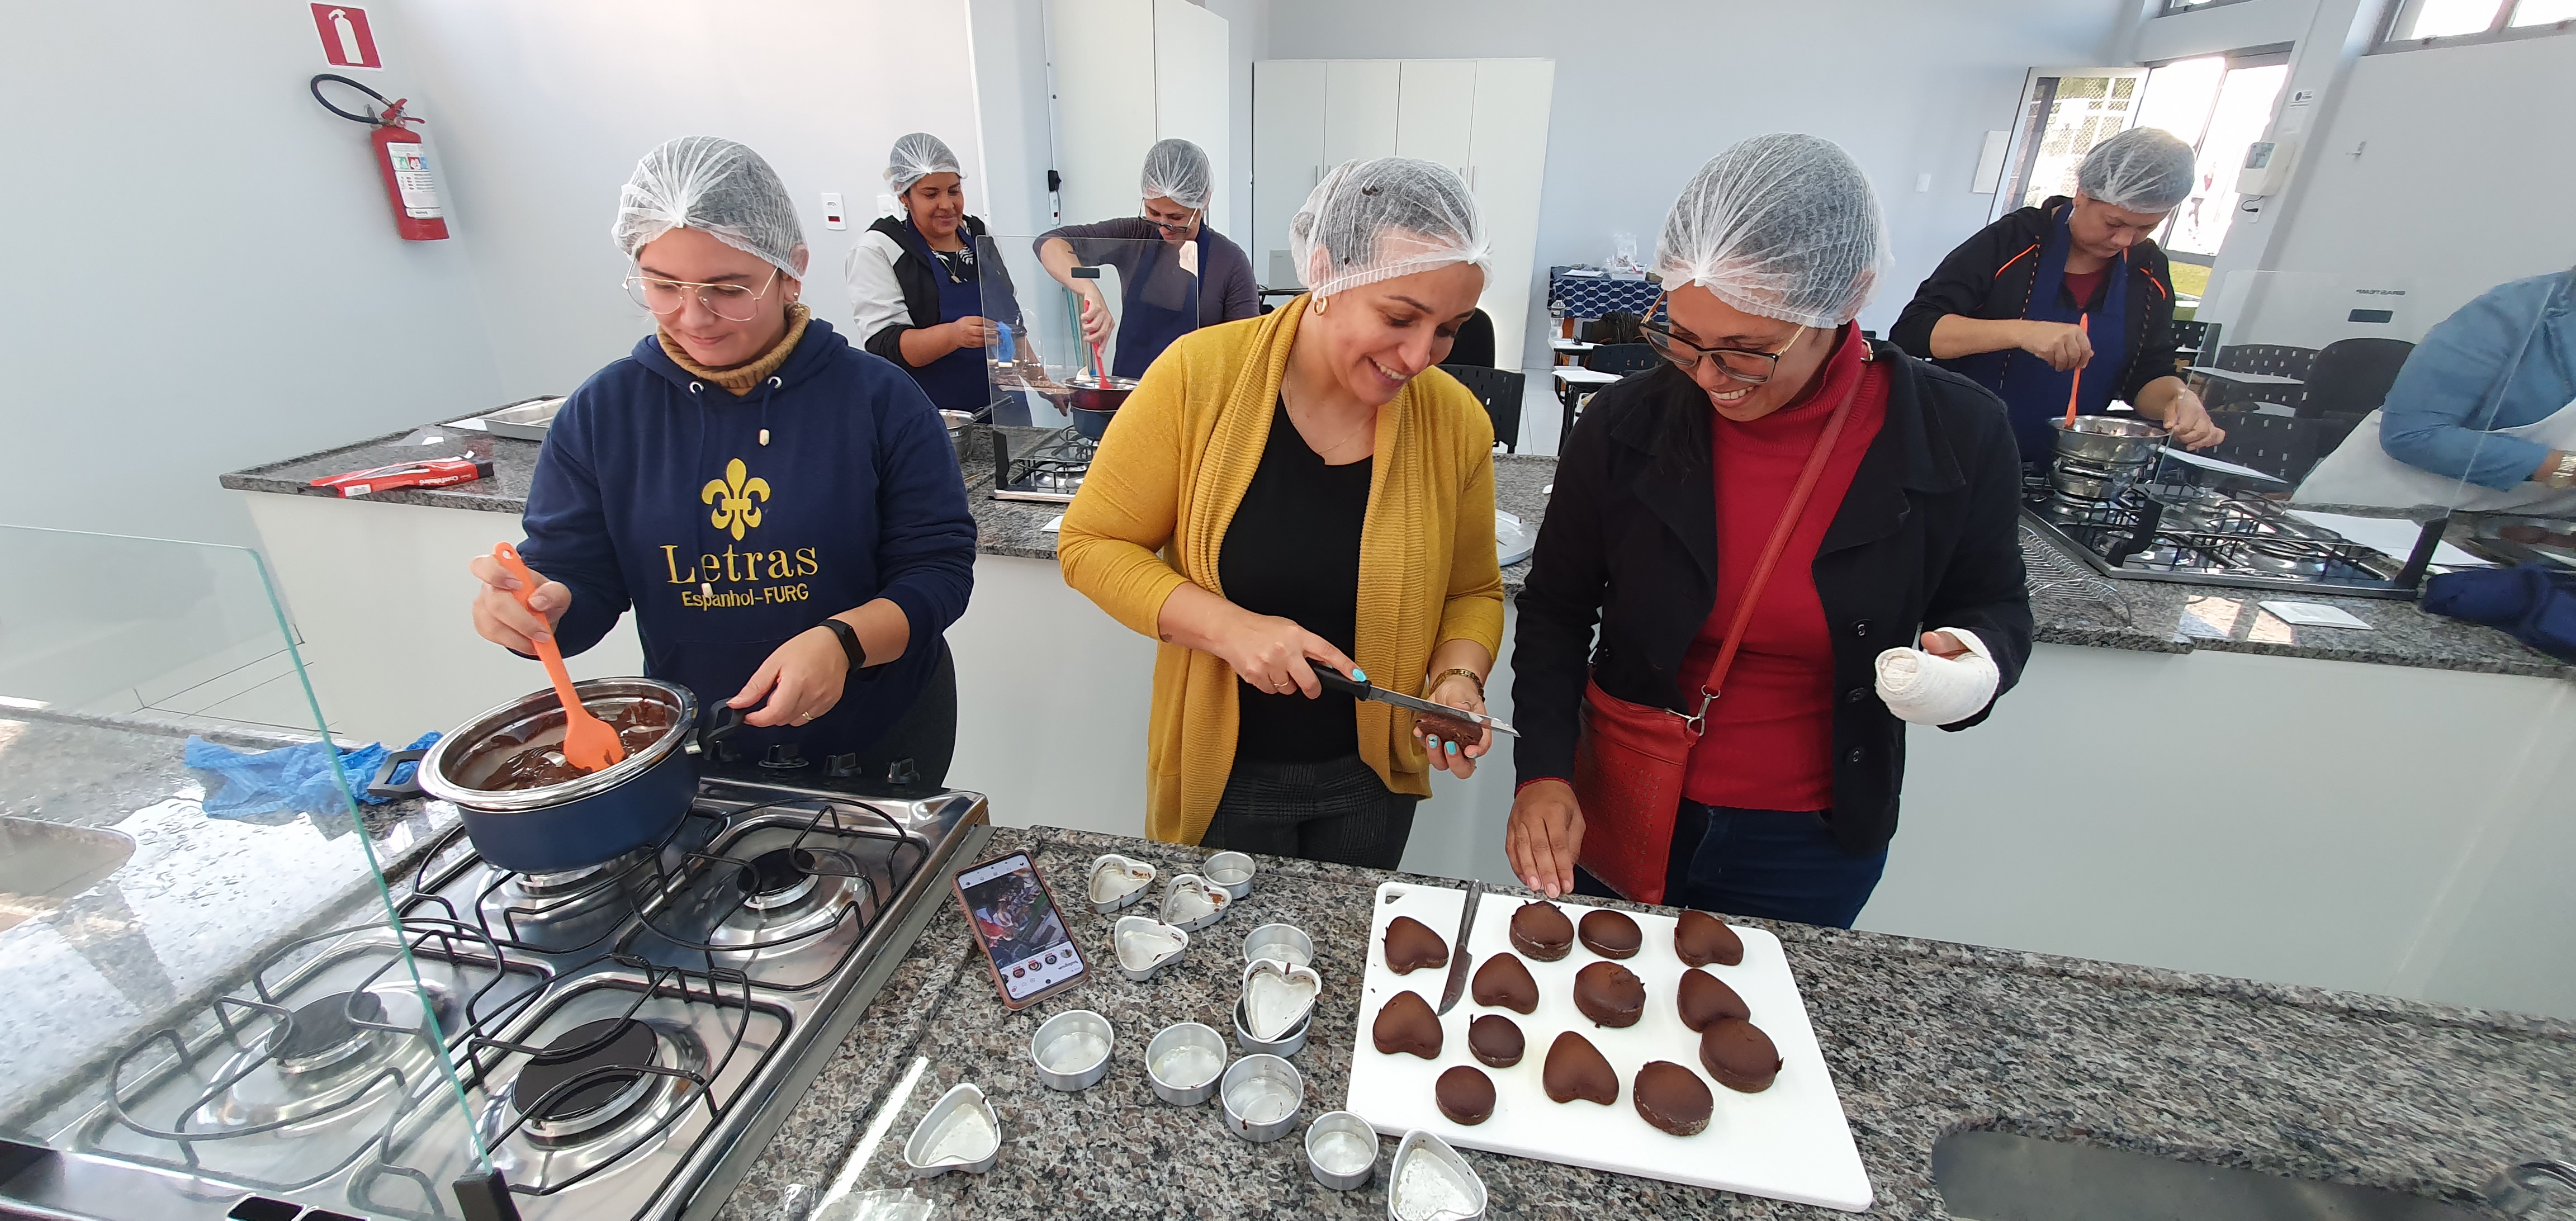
492, 542, 626, 773
2064, 314, 2090, 427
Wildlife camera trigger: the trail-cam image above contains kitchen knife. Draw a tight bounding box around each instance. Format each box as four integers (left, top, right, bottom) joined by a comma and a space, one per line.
1311, 669, 1519, 739
1436, 881, 1481, 1016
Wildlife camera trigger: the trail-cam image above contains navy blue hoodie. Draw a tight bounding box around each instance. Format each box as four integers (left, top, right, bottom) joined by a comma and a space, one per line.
519, 316, 977, 762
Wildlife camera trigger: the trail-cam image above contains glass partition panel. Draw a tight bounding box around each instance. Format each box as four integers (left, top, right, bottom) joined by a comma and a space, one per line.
0, 525, 487, 1219
979, 232, 1199, 430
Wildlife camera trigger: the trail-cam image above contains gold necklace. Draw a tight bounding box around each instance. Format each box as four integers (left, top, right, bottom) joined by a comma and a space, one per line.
1285, 397, 1375, 457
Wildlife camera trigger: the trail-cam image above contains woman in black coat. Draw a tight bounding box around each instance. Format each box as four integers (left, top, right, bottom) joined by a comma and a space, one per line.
1507, 135, 2033, 928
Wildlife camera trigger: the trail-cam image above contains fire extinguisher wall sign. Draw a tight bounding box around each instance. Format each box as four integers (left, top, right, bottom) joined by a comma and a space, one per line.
311, 73, 450, 242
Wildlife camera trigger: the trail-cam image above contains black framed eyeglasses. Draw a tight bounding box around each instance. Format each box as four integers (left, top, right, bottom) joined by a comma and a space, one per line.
1636, 291, 1800, 384
1139, 207, 1198, 235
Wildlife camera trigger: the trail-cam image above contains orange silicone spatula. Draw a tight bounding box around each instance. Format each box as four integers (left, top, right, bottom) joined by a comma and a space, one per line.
492, 542, 626, 773
2064, 314, 2090, 427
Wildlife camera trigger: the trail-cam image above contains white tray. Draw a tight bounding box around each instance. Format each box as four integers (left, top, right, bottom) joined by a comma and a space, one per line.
1343, 882, 1872, 1211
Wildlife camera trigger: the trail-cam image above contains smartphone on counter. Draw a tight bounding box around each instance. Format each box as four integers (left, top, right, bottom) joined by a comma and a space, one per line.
953, 851, 1089, 1009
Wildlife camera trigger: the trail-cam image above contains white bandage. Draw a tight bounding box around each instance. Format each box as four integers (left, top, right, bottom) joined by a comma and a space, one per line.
1872, 627, 1998, 726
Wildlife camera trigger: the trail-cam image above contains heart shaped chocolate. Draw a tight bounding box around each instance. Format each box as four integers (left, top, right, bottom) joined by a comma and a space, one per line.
1542, 1030, 1617, 1105
1372, 990, 1443, 1059
1674, 909, 1743, 967
1677, 968, 1749, 1031
1470, 952, 1538, 1014
1383, 915, 1448, 974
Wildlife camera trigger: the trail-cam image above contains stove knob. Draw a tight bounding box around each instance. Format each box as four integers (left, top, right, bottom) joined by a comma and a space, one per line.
886, 756, 920, 787
759, 743, 810, 771
825, 751, 861, 779
712, 738, 742, 765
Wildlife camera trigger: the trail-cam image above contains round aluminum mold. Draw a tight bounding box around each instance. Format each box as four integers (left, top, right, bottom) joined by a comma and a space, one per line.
1029, 1009, 1115, 1091
1240, 922, 1314, 969
1144, 1022, 1228, 1106
1305, 1110, 1379, 1191
1219, 1053, 1303, 1143
1202, 851, 1257, 900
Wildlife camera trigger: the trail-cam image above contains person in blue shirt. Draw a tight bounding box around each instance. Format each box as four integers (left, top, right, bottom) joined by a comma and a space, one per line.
2299, 268, 2576, 513
467, 136, 978, 784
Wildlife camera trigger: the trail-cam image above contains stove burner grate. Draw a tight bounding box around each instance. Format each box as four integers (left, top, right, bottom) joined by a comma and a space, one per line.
510, 1018, 664, 1141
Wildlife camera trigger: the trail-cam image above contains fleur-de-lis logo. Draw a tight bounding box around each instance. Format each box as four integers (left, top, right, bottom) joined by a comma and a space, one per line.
701, 457, 770, 540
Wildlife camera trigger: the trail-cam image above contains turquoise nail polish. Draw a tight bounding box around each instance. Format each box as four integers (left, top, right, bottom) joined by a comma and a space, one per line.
1350, 668, 1367, 682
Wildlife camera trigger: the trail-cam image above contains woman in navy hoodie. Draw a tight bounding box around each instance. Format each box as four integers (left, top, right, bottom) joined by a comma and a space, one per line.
467, 136, 977, 784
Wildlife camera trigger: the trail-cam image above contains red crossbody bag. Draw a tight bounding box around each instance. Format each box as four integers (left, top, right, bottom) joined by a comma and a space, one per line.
1571, 366, 1871, 903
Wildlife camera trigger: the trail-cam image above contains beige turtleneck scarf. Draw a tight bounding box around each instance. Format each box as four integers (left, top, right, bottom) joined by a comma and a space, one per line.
657, 302, 811, 396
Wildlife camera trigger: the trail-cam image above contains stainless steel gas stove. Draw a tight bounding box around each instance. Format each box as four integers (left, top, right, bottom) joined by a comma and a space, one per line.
988, 427, 1095, 504
2024, 478, 2449, 599
15, 775, 986, 1221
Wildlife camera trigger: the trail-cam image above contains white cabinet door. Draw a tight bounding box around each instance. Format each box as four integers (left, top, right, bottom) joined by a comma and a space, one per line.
1468, 58, 1554, 373
1252, 59, 1328, 290
1395, 59, 1476, 177
1322, 59, 1400, 164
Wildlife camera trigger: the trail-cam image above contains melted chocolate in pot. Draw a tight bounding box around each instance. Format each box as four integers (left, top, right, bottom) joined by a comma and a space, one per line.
477, 701, 670, 791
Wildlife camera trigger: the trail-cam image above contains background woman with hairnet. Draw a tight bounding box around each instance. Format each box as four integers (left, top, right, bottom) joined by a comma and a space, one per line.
1057, 158, 1504, 867
1035, 138, 1261, 378
468, 136, 977, 786
1892, 126, 2225, 462
847, 132, 1010, 414
1508, 134, 2033, 929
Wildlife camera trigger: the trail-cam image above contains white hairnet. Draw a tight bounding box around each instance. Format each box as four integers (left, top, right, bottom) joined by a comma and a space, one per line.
615, 136, 807, 280
1655, 134, 1892, 329
1289, 157, 1490, 299
2078, 127, 2198, 214
885, 132, 963, 196
1139, 138, 1213, 211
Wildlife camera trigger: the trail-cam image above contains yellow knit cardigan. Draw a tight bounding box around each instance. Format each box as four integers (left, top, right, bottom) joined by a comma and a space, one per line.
1057, 297, 1506, 845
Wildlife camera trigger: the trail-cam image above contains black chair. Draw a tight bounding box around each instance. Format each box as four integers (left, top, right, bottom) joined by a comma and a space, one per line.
2299, 337, 2415, 419
1583, 343, 1659, 376
1439, 364, 1525, 453
1583, 311, 1643, 346
2201, 411, 2362, 485
2199, 341, 2319, 412
1446, 308, 1497, 368
2170, 319, 2214, 376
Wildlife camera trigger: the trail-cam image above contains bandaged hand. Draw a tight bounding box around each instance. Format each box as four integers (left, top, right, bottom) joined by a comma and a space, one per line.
1873, 627, 1997, 726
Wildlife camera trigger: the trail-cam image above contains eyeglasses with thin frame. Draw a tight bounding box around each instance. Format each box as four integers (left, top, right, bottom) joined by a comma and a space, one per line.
1636, 291, 1801, 384
1139, 206, 1199, 236
623, 267, 782, 323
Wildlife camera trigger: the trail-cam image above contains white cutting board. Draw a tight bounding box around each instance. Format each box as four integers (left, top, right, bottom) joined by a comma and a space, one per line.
1343, 882, 1873, 1211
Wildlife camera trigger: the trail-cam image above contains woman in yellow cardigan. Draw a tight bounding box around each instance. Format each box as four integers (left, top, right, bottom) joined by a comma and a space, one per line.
1059, 158, 1504, 866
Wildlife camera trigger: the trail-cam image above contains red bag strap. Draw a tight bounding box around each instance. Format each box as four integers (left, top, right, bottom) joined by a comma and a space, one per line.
1684, 359, 1873, 732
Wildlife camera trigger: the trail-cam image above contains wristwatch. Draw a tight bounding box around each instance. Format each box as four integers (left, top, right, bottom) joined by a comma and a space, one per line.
819, 617, 868, 673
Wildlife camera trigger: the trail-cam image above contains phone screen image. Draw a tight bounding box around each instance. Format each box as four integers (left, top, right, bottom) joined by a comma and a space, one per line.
957, 853, 1081, 1002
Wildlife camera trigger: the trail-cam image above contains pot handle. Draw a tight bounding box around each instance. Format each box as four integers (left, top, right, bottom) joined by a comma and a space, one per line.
690, 705, 746, 757
368, 747, 430, 799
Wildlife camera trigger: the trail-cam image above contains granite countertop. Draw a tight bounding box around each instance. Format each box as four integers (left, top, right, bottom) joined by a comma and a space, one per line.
223, 418, 2570, 679
718, 826, 2576, 1219
0, 708, 456, 1130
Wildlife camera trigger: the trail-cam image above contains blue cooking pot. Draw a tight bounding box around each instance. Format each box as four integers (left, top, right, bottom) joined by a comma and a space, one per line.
380, 677, 737, 873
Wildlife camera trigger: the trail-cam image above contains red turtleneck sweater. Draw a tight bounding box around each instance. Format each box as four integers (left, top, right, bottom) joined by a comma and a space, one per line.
1679, 324, 1888, 812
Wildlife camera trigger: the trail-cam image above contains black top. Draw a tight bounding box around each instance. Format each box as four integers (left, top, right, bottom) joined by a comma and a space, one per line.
860, 214, 1019, 368
1510, 343, 2034, 856
1888, 196, 2180, 405
1220, 403, 1374, 761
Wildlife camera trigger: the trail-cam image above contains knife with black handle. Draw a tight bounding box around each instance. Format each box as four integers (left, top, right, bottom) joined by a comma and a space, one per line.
1312, 668, 1519, 739
1437, 881, 1482, 1016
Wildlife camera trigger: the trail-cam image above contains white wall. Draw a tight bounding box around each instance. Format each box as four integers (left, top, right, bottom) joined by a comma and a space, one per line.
0, 0, 506, 547
1200, 0, 1272, 245
1259, 0, 2133, 365
2258, 33, 2576, 330
395, 0, 988, 402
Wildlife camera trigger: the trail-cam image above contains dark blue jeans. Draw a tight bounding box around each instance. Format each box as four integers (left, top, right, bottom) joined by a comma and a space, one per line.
1574, 801, 1888, 929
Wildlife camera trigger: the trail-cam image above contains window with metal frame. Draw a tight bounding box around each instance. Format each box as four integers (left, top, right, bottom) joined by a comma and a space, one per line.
2159, 0, 2258, 16
2374, 0, 2575, 52
2130, 48, 2293, 301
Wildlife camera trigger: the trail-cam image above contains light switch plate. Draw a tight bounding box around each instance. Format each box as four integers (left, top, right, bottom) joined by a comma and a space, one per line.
821, 192, 846, 230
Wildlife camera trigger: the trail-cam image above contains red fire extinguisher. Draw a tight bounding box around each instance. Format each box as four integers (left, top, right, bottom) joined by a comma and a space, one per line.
311, 73, 450, 242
